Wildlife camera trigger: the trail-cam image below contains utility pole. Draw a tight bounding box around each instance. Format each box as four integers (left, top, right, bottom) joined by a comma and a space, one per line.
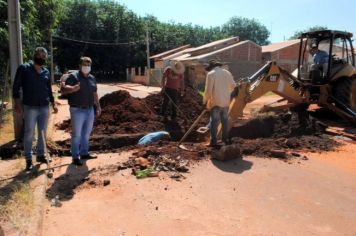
8, 0, 23, 140
50, 33, 54, 84
146, 27, 150, 82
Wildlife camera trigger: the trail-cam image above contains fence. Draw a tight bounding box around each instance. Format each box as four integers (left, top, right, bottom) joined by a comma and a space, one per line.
126, 67, 163, 86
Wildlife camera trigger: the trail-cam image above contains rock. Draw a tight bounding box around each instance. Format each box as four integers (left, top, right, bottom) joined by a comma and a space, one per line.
302, 156, 309, 160
148, 171, 159, 177
211, 144, 242, 161
117, 165, 128, 171
50, 195, 62, 207
291, 152, 301, 157
134, 157, 149, 168
270, 149, 287, 158
103, 179, 110, 186
176, 160, 189, 172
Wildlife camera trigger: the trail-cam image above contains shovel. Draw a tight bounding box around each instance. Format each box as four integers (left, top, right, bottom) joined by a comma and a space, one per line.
41, 131, 54, 178
178, 109, 207, 151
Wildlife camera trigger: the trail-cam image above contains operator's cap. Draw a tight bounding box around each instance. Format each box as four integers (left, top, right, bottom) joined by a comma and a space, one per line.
311, 42, 318, 49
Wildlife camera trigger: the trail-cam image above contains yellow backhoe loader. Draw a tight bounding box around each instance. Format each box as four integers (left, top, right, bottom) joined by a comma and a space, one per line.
229, 30, 356, 126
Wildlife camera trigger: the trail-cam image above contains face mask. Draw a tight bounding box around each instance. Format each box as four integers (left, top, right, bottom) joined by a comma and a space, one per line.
34, 57, 46, 66
81, 66, 91, 74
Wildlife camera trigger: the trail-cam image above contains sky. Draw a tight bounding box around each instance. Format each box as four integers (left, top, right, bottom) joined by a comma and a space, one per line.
115, 0, 356, 43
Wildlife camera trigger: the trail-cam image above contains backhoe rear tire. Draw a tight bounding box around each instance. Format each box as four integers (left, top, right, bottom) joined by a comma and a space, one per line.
333, 76, 356, 112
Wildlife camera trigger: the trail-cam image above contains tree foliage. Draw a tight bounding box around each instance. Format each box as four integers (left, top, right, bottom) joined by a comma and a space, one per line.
1, 0, 271, 82
222, 17, 270, 45
289, 26, 328, 40
0, 0, 63, 75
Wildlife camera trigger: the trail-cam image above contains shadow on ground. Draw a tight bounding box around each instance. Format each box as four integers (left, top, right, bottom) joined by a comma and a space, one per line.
211, 158, 253, 174
46, 160, 92, 201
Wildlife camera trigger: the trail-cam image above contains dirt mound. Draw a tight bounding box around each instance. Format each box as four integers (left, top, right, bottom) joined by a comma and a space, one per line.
57, 87, 209, 142
94, 90, 162, 134
229, 112, 340, 158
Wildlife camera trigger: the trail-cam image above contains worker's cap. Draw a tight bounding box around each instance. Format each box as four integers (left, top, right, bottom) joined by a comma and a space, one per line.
205, 59, 223, 71
34, 47, 48, 59
169, 60, 185, 74
310, 42, 318, 49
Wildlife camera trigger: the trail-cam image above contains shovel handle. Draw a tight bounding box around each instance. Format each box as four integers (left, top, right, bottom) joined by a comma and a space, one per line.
178, 109, 207, 146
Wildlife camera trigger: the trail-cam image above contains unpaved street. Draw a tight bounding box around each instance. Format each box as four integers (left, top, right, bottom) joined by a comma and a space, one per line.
42, 83, 356, 236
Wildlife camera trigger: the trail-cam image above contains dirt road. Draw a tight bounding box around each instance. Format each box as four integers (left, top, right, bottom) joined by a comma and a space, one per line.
43, 84, 356, 236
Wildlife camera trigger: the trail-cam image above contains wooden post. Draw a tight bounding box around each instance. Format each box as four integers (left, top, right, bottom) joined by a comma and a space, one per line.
126, 68, 129, 81
8, 0, 23, 140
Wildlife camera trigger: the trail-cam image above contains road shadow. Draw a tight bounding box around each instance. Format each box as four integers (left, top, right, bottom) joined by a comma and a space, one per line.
0, 140, 22, 160
46, 160, 92, 201
211, 158, 253, 174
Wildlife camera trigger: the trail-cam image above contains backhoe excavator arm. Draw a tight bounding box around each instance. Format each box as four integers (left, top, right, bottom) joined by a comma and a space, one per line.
228, 61, 305, 125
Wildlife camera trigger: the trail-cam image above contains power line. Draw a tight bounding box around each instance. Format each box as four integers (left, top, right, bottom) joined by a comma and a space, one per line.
52, 35, 145, 46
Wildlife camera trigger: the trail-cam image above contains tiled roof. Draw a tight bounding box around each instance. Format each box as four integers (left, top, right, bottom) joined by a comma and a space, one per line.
178, 40, 260, 63
151, 36, 240, 61
262, 39, 300, 53
150, 44, 191, 59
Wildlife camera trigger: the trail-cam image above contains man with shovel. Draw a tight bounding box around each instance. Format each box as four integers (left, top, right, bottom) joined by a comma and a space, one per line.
160, 60, 185, 121
203, 59, 236, 147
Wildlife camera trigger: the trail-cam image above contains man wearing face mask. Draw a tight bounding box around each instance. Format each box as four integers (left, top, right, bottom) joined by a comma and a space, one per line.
12, 47, 58, 171
62, 57, 101, 166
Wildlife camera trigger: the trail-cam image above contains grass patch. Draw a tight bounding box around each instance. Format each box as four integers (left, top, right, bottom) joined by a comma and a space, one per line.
0, 181, 35, 233
0, 108, 14, 144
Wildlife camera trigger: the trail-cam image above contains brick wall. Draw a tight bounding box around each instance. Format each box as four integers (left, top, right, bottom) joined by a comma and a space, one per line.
263, 43, 300, 72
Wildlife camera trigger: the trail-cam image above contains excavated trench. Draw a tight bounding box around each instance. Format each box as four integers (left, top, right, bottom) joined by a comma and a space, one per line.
0, 88, 340, 160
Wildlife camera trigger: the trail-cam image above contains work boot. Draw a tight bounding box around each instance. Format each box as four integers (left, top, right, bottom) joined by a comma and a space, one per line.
72, 158, 83, 166
223, 139, 232, 145
80, 154, 97, 160
36, 155, 47, 164
26, 160, 33, 171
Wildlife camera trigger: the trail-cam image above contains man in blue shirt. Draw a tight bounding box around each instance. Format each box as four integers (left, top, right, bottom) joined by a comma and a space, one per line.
12, 47, 58, 171
310, 43, 329, 65
61, 57, 101, 166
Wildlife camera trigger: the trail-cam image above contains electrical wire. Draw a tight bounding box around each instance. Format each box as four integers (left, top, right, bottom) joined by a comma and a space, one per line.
52, 35, 145, 46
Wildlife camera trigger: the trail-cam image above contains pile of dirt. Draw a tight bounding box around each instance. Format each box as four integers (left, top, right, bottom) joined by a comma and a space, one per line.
229, 112, 340, 158
56, 87, 209, 143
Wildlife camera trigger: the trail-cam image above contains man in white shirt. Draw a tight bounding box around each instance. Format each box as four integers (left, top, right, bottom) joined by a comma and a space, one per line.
203, 59, 236, 146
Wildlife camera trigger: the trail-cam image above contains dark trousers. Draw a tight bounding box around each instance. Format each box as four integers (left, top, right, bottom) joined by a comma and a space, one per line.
161, 87, 179, 118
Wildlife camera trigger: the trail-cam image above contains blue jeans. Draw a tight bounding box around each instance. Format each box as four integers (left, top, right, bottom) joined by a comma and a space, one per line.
70, 107, 94, 159
23, 105, 49, 160
210, 106, 229, 145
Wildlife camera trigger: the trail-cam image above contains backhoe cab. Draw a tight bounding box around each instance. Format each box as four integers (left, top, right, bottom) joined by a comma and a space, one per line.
226, 30, 356, 131
297, 30, 356, 116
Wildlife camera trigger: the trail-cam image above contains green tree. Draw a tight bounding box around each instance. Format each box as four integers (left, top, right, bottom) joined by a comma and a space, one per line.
289, 26, 328, 40
222, 17, 270, 45
0, 0, 63, 87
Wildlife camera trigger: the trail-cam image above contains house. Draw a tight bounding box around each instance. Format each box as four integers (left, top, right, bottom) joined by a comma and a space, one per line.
262, 39, 301, 72
150, 37, 262, 88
